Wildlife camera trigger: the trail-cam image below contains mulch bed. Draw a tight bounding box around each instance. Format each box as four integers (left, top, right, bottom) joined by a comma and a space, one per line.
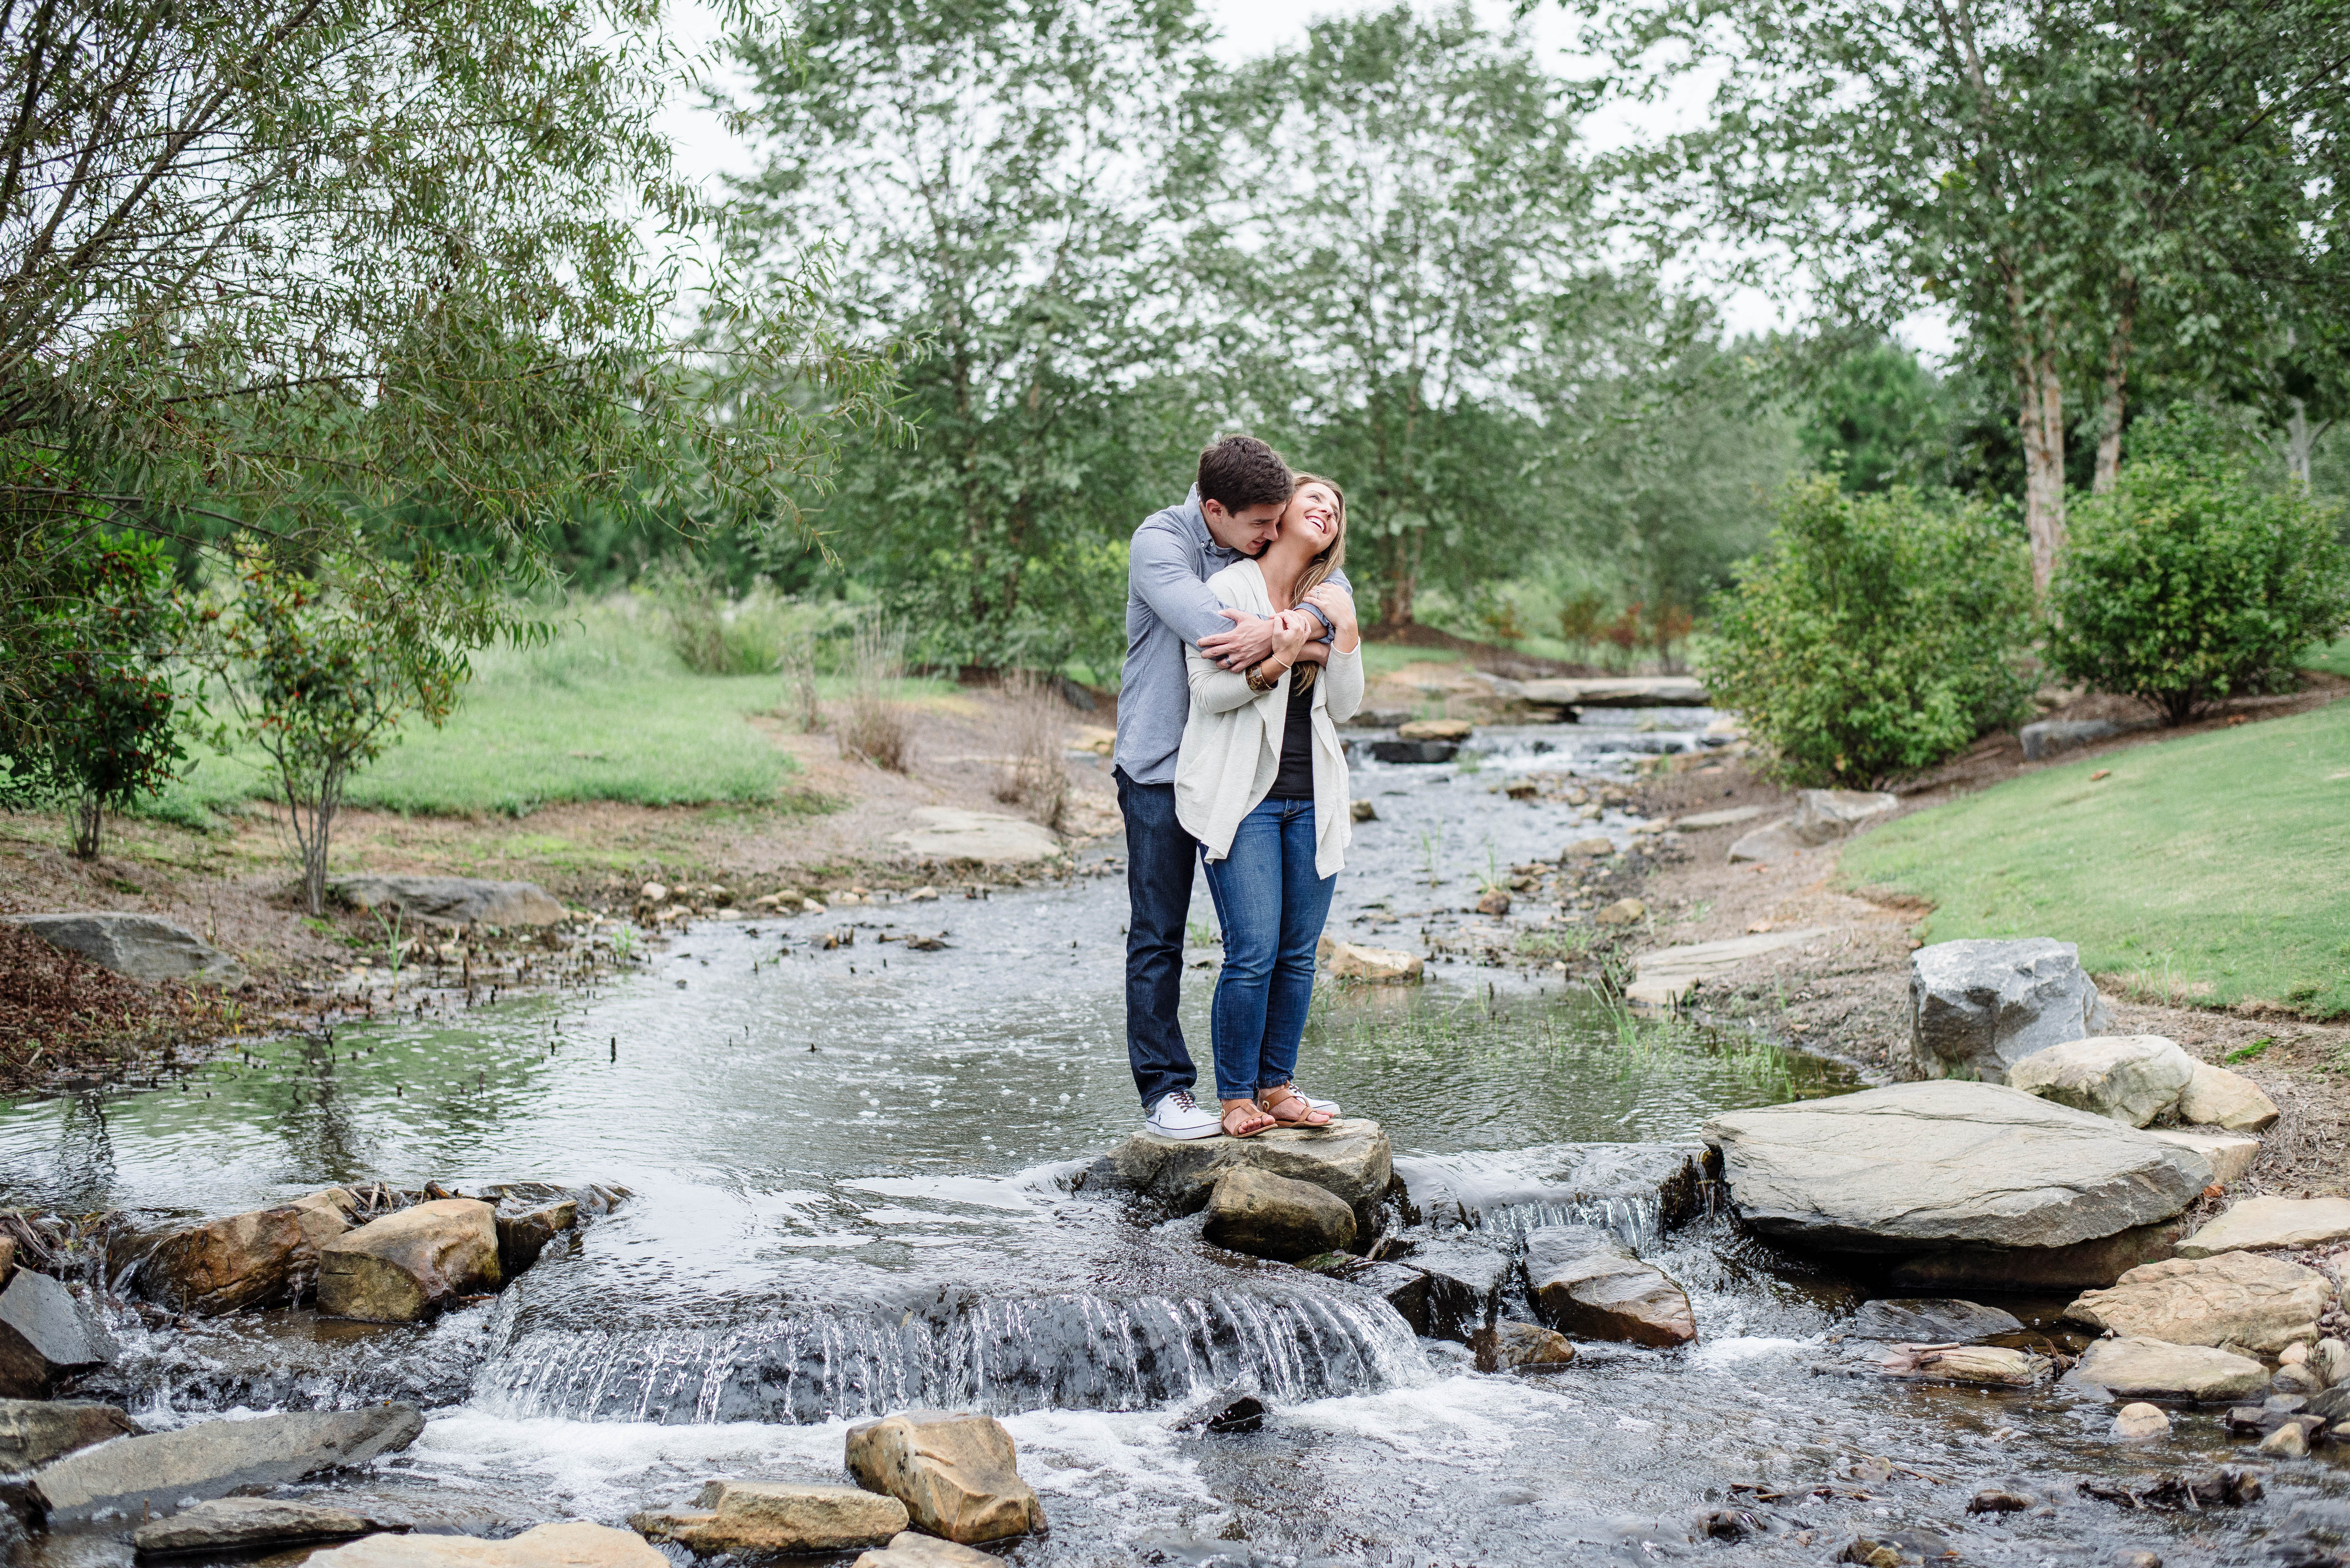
0, 924, 233, 1089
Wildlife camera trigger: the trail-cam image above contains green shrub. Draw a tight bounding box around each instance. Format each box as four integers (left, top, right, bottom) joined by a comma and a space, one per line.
2047, 435, 2350, 725
1700, 477, 2035, 787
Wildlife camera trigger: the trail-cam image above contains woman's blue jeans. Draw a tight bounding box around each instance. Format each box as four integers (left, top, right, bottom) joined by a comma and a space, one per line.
1201, 795, 1336, 1104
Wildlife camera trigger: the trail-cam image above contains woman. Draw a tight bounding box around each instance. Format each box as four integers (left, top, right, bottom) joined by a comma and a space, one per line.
1174, 476, 1363, 1138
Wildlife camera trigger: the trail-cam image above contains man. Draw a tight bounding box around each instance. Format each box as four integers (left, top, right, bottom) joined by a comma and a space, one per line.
1113, 434, 1346, 1138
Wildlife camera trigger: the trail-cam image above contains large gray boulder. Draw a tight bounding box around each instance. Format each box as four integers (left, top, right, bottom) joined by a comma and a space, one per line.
1703, 1080, 2209, 1255
2007, 1035, 2196, 1126
30, 1404, 423, 1521
0, 1269, 116, 1397
0, 1399, 137, 1472
1086, 1119, 1392, 1225
1524, 1225, 1695, 1347
1909, 939, 2110, 1082
133, 1497, 400, 1556
333, 875, 565, 928
1725, 789, 1897, 864
7, 913, 240, 984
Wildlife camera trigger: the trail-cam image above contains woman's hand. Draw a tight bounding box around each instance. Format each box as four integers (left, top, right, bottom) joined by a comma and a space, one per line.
1302, 584, 1359, 650
1270, 608, 1314, 662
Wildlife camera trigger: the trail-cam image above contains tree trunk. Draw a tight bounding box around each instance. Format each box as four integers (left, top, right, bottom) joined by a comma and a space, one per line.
2018, 352, 2068, 596
2092, 287, 2135, 494
2287, 397, 2314, 486
70, 792, 100, 860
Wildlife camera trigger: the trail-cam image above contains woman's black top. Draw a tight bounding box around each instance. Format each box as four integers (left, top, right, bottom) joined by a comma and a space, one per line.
1268, 676, 1315, 799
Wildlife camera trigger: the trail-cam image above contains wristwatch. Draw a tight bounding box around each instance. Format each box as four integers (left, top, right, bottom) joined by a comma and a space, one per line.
1247, 661, 1285, 693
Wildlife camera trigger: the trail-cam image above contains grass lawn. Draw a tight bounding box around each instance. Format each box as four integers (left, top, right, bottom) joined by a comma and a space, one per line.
1842, 700, 2350, 1017
2302, 638, 2350, 680
147, 604, 949, 824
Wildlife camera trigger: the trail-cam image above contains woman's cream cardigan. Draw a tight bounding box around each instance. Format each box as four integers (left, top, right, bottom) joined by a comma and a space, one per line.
1173, 559, 1364, 878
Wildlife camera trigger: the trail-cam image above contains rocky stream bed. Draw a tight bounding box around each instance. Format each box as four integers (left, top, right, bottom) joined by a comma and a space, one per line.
0, 710, 2346, 1568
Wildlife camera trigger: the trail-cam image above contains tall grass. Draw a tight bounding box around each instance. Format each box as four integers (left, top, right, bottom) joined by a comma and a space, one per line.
993, 672, 1072, 829
838, 621, 913, 773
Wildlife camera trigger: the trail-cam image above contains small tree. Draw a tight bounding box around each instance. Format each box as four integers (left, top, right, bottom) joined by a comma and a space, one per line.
2047, 433, 2350, 725
0, 535, 187, 857
1702, 477, 2035, 787
208, 549, 470, 915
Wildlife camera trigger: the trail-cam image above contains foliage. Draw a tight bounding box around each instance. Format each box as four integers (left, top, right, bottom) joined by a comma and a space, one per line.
0, 0, 894, 753
725, 0, 1201, 674
1188, 5, 1632, 629
205, 547, 474, 914
1602, 0, 2350, 591
1798, 341, 1954, 492
0, 534, 186, 856
1845, 701, 2350, 1018
2047, 427, 2350, 725
1701, 477, 2035, 787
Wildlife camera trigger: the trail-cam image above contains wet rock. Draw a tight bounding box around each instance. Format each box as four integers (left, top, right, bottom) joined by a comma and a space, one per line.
2177, 1060, 2279, 1132
133, 1497, 400, 1556
1090, 1119, 1393, 1222
1164, 1384, 1266, 1434
1474, 890, 1511, 917
1907, 938, 2109, 1082
1847, 1298, 2024, 1342
1595, 898, 1646, 927
290, 1187, 363, 1251
2064, 1251, 2334, 1352
2145, 1129, 2261, 1187
1330, 1259, 1432, 1336
1398, 718, 1473, 742
0, 1400, 136, 1472
851, 1532, 1000, 1568
1563, 836, 1615, 858
0, 1268, 116, 1397
1349, 799, 1377, 823
1318, 939, 1423, 983
334, 875, 565, 928
135, 1205, 314, 1315
844, 1409, 1044, 1544
2068, 1337, 2269, 1401
6, 913, 242, 984
1884, 1219, 2186, 1292
1392, 1141, 1722, 1237
1872, 1342, 2050, 1387
2304, 1384, 2350, 1422
2179, 1195, 2350, 1258
496, 1200, 578, 1277
631, 1480, 908, 1555
1472, 1319, 1576, 1372
1404, 1240, 1512, 1343
1203, 1168, 1356, 1263
1966, 1488, 2033, 1513
31, 1403, 424, 1521
1835, 1534, 1946, 1567
1524, 1225, 1695, 1347
1367, 739, 1457, 764
2259, 1421, 2310, 1458
2317, 1338, 2349, 1387
308, 1522, 667, 1568
2113, 1402, 2172, 1439
319, 1199, 500, 1323
2079, 1468, 2262, 1510
2008, 1035, 2196, 1126
1706, 1080, 2207, 1255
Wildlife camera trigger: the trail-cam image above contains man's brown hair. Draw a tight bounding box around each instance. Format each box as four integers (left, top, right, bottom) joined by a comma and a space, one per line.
1196, 434, 1292, 513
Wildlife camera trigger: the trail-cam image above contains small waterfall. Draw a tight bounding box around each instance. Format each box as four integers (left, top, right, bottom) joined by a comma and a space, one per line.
1470, 1192, 1667, 1253
474, 1290, 1428, 1424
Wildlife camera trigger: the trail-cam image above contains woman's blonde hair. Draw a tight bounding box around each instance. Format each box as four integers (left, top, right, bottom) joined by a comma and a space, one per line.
1287, 473, 1346, 692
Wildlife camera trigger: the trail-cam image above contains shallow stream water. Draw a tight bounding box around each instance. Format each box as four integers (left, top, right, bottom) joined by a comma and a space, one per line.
3, 714, 2343, 1566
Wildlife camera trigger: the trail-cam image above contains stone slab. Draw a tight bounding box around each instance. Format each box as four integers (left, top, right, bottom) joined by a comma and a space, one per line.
308, 1523, 664, 1568
1518, 677, 1709, 708
2068, 1337, 2270, 1402
2179, 1195, 2350, 1258
1847, 1299, 2024, 1343
1087, 1119, 1392, 1221
333, 877, 565, 928
2146, 1130, 2261, 1187
1704, 1080, 2209, 1254
133, 1497, 399, 1556
7, 914, 241, 984
2064, 1251, 2334, 1352
32, 1404, 424, 1521
1671, 806, 1766, 831
887, 808, 1062, 864
1626, 929, 1832, 1007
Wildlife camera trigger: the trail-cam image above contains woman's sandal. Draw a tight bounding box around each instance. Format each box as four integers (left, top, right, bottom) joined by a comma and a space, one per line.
1221, 1100, 1277, 1139
1257, 1084, 1335, 1129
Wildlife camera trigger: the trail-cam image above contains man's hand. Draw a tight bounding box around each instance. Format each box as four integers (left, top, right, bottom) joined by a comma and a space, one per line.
1200, 609, 1276, 671
1301, 583, 1359, 649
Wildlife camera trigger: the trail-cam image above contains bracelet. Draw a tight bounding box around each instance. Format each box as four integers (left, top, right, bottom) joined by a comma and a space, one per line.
1247, 662, 1284, 693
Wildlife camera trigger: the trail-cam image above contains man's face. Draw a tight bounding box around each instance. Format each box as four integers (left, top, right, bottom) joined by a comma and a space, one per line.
1201, 498, 1285, 557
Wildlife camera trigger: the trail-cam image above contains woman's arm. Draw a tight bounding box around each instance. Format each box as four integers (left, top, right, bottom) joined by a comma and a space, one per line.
1187, 641, 1265, 714
1322, 642, 1365, 724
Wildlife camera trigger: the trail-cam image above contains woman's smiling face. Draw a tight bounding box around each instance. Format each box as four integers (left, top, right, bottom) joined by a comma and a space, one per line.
1282, 481, 1340, 547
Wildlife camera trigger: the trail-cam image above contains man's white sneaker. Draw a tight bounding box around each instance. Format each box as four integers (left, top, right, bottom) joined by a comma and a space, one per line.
1146, 1090, 1222, 1140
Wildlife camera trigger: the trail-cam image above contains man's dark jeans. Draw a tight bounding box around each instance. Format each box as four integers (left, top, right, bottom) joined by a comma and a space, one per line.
1115, 766, 1198, 1111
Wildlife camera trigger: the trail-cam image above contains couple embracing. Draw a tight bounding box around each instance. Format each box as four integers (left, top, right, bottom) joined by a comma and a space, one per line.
1113, 434, 1362, 1143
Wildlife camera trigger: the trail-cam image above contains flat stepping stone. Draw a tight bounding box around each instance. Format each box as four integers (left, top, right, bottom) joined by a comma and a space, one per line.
1626, 929, 1831, 1006
1704, 1080, 2210, 1255
2068, 1337, 2269, 1401
887, 808, 1062, 864
2178, 1195, 2350, 1259
1088, 1118, 1392, 1219
2146, 1129, 2261, 1187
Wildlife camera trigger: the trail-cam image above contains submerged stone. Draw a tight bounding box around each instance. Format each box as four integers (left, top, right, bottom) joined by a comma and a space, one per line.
1473, 1320, 1577, 1372
1846, 1299, 2024, 1343
852, 1533, 1002, 1568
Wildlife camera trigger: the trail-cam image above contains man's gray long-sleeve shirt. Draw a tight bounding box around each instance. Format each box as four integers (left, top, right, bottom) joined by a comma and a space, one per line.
1114, 487, 1345, 786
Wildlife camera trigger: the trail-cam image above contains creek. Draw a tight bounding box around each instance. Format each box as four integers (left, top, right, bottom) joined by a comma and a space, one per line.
1, 712, 2340, 1566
